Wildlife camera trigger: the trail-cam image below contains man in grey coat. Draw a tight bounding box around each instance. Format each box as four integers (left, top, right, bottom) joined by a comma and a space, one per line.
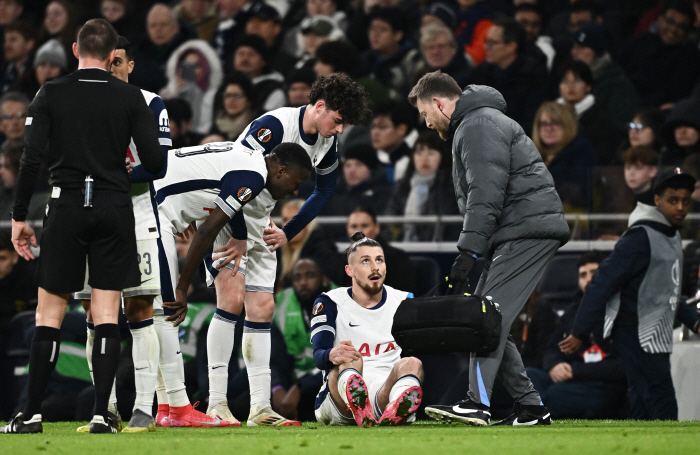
408, 72, 570, 426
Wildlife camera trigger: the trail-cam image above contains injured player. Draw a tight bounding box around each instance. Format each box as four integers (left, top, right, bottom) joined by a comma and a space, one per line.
310, 232, 424, 427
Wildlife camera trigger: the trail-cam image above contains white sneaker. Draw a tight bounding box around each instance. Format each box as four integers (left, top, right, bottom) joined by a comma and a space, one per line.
206, 401, 241, 426
246, 407, 301, 427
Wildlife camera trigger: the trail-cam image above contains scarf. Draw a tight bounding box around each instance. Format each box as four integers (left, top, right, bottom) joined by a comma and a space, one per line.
402, 173, 435, 241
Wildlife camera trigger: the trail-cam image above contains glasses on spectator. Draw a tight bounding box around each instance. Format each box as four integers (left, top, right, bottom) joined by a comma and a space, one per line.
629, 122, 647, 130
0, 112, 27, 120
539, 120, 563, 128
224, 93, 246, 99
662, 15, 690, 31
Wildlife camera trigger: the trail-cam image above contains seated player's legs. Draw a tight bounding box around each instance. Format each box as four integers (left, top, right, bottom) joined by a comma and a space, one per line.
374, 357, 424, 425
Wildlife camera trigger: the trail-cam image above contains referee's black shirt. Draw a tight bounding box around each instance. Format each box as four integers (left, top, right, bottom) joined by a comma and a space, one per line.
12, 68, 164, 221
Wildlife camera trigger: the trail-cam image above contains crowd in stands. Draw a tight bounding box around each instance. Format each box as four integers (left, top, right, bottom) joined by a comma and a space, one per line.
3, 0, 700, 422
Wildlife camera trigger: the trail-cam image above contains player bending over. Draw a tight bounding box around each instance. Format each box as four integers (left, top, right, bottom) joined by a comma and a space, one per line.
311, 232, 424, 426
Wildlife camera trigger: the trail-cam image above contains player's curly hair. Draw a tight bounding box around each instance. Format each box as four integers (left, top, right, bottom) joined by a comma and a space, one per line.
308, 73, 371, 126
345, 231, 382, 262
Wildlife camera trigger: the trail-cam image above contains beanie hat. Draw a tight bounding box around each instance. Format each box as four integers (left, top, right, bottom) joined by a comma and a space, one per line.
235, 34, 269, 61
344, 144, 379, 170
573, 23, 607, 56
33, 39, 67, 70
423, 2, 457, 30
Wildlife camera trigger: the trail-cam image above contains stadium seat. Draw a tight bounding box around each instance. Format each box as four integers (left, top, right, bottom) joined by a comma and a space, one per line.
409, 255, 442, 297
536, 254, 582, 313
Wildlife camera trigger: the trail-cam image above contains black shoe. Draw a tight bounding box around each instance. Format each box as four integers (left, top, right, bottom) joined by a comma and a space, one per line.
425, 398, 491, 426
491, 403, 551, 426
89, 415, 118, 433
0, 413, 43, 434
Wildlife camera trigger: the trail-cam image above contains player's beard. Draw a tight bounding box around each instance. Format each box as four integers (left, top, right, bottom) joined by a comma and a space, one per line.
355, 274, 385, 297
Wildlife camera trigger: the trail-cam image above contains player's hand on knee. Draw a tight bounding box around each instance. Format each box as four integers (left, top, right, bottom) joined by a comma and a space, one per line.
330, 340, 360, 365
213, 238, 247, 271
163, 288, 189, 326
263, 225, 288, 252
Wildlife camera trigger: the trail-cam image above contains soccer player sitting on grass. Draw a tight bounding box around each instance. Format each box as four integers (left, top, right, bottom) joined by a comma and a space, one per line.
311, 232, 424, 427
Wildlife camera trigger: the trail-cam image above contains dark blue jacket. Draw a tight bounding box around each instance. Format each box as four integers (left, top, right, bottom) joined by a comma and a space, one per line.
548, 134, 598, 210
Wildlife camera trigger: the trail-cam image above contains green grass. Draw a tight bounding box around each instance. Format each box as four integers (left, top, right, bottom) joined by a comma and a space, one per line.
2, 421, 699, 455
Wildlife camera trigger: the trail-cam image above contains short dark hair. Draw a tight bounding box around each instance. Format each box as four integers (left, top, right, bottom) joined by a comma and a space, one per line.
514, 3, 542, 17
77, 18, 119, 61
214, 71, 255, 113
350, 205, 377, 223
408, 70, 462, 106
621, 146, 659, 167
0, 229, 13, 252
116, 35, 133, 62
571, 0, 601, 16
269, 142, 313, 174
558, 60, 594, 87
369, 6, 407, 34
308, 73, 371, 125
662, 0, 695, 22
345, 230, 382, 262
1, 143, 23, 175
315, 41, 362, 77
372, 101, 416, 131
163, 98, 192, 128
493, 17, 527, 53
0, 91, 30, 109
4, 20, 36, 42
576, 251, 606, 269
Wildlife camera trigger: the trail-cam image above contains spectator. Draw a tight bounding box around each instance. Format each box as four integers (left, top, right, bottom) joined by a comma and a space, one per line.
0, 91, 27, 149
285, 67, 315, 108
532, 101, 598, 210
324, 143, 391, 218
174, 0, 219, 42
272, 258, 333, 421
416, 22, 471, 89
467, 18, 547, 135
556, 60, 626, 165
622, 146, 659, 199
370, 101, 415, 183
514, 3, 555, 71
29, 39, 67, 93
210, 72, 257, 141
160, 39, 224, 135
547, 0, 602, 45
293, 15, 345, 69
37, 1, 77, 71
455, 0, 494, 66
658, 99, 700, 175
0, 0, 23, 29
245, 1, 296, 75
233, 34, 286, 112
421, 2, 457, 32
618, 0, 700, 108
0, 228, 36, 329
1, 20, 35, 94
164, 98, 204, 149
527, 251, 627, 419
363, 6, 421, 101
385, 130, 460, 242
277, 198, 340, 290
283, 0, 348, 58
622, 107, 666, 153
571, 22, 640, 130
100, 0, 139, 43
131, 3, 197, 94
212, 0, 255, 65
0, 144, 49, 232
343, 205, 417, 294
560, 168, 700, 420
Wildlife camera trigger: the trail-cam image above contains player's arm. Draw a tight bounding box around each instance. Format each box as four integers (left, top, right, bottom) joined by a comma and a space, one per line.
280, 141, 338, 241
130, 95, 171, 182
130, 92, 164, 175
310, 295, 338, 370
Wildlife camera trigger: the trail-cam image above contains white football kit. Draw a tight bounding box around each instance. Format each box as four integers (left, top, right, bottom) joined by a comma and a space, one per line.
151, 141, 268, 308
75, 89, 172, 300
311, 286, 413, 425
204, 106, 338, 293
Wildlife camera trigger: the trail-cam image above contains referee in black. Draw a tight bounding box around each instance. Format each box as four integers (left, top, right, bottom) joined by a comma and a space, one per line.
1, 19, 163, 434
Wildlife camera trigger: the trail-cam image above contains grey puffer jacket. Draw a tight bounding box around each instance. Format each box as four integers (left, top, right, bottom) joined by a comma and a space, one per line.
449, 85, 570, 256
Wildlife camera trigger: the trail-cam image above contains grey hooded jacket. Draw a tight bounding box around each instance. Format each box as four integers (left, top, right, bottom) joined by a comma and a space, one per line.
448, 85, 570, 255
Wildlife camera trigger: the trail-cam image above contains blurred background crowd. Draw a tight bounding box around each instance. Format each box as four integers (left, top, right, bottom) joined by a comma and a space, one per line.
2, 0, 700, 424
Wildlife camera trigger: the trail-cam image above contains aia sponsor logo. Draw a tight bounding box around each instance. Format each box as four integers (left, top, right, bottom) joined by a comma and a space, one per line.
358, 342, 398, 357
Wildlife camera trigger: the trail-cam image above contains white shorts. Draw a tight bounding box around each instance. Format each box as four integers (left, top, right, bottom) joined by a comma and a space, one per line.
203, 211, 277, 294
74, 238, 161, 300
315, 370, 388, 426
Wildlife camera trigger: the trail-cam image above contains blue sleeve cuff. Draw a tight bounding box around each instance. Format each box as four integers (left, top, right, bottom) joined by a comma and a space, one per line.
282, 167, 337, 240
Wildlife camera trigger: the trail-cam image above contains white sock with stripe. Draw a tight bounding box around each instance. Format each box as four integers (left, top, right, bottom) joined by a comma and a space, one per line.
154, 315, 189, 408
207, 309, 237, 407
129, 319, 160, 417
242, 320, 271, 413
389, 375, 421, 402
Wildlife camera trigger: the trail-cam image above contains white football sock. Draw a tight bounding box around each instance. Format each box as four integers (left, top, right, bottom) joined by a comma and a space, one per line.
87, 322, 117, 413
129, 319, 160, 417
242, 321, 271, 412
207, 309, 237, 407
154, 315, 189, 408
389, 375, 422, 403
156, 369, 168, 406
336, 368, 360, 406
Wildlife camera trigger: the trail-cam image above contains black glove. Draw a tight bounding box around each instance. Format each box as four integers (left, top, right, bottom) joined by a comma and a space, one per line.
450, 250, 476, 283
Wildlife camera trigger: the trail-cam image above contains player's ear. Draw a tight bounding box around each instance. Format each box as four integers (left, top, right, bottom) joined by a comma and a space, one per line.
128, 60, 135, 74
344, 264, 353, 278
72, 42, 79, 59
315, 100, 325, 112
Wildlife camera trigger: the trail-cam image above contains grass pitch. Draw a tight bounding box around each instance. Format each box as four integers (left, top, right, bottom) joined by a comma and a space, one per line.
1, 420, 698, 455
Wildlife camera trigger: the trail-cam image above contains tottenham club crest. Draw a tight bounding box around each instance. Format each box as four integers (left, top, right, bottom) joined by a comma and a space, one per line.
257, 128, 272, 143
237, 187, 253, 202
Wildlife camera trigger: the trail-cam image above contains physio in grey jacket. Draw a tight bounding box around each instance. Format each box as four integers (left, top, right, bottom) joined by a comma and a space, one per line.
409, 72, 569, 426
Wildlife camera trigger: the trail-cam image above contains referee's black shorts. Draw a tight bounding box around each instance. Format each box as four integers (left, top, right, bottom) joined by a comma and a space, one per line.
37, 189, 140, 294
